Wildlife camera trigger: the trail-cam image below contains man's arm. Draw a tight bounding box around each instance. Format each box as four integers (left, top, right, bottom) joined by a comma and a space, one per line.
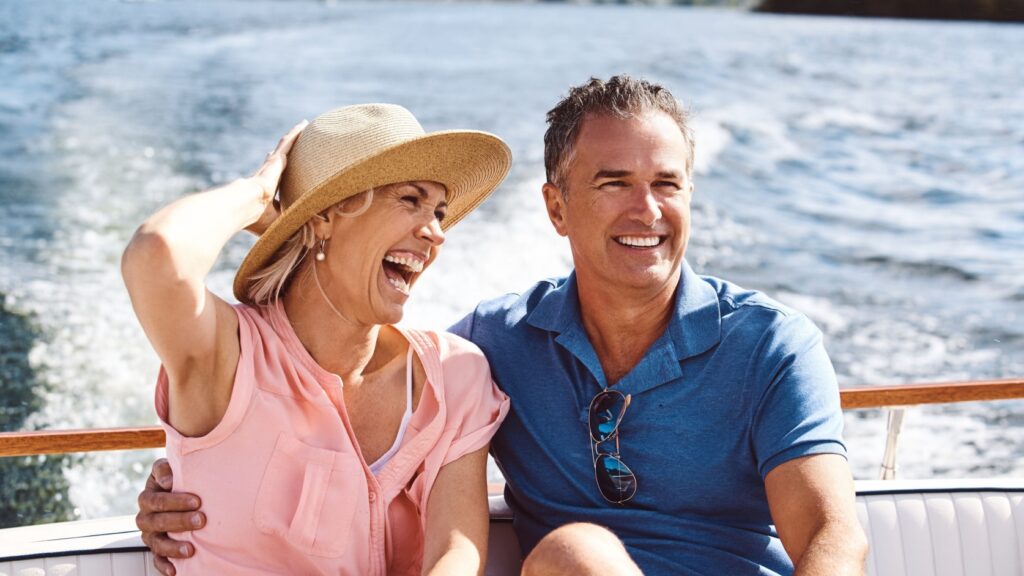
421, 446, 491, 576
136, 459, 206, 576
765, 453, 868, 576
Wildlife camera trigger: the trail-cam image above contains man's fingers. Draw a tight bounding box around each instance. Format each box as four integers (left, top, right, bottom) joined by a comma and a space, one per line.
143, 530, 195, 559
138, 488, 202, 514
136, 508, 206, 534
151, 458, 174, 491
153, 553, 177, 576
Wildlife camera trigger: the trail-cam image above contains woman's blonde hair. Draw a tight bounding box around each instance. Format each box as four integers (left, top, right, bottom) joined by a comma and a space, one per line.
245, 189, 374, 305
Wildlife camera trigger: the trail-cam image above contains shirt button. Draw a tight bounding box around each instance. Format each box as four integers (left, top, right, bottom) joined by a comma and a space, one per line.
368, 492, 377, 502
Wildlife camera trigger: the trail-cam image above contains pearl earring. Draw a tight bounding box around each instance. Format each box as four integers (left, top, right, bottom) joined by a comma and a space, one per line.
315, 239, 326, 262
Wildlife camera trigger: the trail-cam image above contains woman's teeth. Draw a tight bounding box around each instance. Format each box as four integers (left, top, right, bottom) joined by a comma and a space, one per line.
387, 275, 410, 294
384, 254, 424, 272
615, 236, 661, 247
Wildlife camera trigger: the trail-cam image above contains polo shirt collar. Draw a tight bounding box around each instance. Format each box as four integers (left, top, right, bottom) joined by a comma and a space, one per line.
669, 260, 722, 361
526, 261, 721, 394
526, 271, 582, 334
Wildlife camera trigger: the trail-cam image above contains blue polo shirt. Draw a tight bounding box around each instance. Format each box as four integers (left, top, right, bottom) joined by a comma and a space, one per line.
449, 262, 846, 576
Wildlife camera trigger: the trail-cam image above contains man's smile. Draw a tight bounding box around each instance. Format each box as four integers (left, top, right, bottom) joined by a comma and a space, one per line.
613, 235, 667, 248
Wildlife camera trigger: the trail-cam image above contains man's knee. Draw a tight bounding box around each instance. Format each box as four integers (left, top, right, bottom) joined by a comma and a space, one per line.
522, 523, 642, 576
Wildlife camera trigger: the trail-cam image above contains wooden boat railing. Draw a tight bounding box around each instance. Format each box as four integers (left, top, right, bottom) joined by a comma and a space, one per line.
1, 378, 1022, 479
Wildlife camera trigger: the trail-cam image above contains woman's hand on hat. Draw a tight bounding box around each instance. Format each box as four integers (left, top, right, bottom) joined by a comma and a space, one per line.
245, 119, 309, 236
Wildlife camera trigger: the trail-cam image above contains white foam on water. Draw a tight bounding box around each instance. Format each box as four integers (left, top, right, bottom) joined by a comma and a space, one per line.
797, 107, 894, 135
690, 117, 731, 176
774, 291, 850, 335
846, 404, 1024, 480
711, 103, 806, 170
0, 33, 224, 516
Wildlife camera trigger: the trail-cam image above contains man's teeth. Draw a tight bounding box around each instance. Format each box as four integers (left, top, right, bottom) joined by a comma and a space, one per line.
384, 254, 424, 272
616, 236, 661, 247
387, 275, 410, 293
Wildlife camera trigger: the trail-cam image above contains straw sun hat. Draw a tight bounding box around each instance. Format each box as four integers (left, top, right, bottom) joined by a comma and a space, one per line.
232, 103, 512, 303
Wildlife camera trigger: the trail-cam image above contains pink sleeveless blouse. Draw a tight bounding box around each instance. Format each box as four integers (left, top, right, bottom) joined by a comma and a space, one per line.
155, 302, 509, 575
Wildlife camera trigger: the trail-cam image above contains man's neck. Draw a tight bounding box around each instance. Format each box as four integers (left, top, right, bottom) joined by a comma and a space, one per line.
575, 269, 680, 386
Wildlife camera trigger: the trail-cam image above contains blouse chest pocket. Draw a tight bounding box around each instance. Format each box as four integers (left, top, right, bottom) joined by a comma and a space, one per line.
254, 433, 368, 558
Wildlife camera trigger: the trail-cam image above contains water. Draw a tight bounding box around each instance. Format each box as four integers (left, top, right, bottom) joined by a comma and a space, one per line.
0, 0, 1021, 525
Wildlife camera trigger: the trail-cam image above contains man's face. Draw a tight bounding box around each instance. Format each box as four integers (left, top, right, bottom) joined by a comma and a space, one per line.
543, 111, 693, 294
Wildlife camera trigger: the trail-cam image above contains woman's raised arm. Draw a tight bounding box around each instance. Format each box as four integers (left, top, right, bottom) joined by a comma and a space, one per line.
121, 121, 306, 435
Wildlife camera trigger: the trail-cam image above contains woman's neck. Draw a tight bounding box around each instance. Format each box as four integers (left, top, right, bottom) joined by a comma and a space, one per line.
281, 274, 389, 384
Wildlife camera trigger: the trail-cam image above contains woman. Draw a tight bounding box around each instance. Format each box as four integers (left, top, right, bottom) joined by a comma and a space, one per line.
122, 104, 512, 575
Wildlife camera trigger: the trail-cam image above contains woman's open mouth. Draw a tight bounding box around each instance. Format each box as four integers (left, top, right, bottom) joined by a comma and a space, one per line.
381, 253, 424, 295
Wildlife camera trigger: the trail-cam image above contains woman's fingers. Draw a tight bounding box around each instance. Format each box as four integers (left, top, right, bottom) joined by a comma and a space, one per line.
252, 119, 309, 202
245, 191, 283, 236
260, 120, 309, 175
273, 119, 309, 157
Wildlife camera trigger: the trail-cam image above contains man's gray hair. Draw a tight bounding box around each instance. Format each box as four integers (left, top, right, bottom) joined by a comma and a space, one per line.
543, 75, 695, 193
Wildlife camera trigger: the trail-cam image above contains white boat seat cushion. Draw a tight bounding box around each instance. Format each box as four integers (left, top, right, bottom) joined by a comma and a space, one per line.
855, 481, 1024, 576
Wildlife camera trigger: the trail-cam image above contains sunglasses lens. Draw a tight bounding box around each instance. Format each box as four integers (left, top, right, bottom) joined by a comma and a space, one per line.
595, 454, 637, 503
589, 391, 626, 441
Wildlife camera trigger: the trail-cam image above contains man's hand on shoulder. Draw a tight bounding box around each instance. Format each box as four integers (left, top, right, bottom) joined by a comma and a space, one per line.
136, 458, 206, 576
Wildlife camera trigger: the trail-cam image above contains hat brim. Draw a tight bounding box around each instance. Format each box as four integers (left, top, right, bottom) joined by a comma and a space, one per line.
232, 130, 511, 304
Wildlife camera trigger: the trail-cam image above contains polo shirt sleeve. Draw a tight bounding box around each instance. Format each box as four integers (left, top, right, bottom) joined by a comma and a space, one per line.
749, 312, 847, 480
437, 333, 509, 467
447, 309, 475, 341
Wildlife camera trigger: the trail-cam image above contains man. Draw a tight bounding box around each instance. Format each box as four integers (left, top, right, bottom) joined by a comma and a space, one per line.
137, 75, 867, 575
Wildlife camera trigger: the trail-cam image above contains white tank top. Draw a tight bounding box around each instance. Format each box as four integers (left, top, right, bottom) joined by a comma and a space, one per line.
368, 345, 414, 475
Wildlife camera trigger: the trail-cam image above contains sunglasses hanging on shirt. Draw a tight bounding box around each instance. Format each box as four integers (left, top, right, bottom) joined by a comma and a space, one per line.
588, 389, 637, 504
